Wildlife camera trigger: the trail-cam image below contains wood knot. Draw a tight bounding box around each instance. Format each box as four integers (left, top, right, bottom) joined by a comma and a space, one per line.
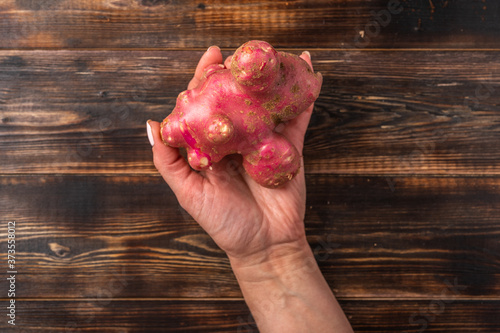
49, 242, 71, 258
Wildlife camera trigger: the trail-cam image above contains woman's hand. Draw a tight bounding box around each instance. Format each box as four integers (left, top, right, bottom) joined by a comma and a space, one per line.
147, 45, 353, 332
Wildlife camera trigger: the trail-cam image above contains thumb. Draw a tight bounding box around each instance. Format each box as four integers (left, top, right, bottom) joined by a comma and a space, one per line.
147, 120, 203, 198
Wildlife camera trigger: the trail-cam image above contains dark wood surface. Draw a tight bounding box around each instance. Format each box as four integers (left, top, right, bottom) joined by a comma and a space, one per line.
1, 300, 499, 332
1, 0, 499, 332
1, 0, 500, 49
1, 174, 500, 300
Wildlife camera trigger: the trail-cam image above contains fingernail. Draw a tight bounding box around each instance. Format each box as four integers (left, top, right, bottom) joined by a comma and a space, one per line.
146, 120, 154, 147
207, 45, 220, 53
302, 50, 311, 59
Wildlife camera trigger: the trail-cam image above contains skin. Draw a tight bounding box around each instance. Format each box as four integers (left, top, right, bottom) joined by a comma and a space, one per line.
147, 46, 353, 333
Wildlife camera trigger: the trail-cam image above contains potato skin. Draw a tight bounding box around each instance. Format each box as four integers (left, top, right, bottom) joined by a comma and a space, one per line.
161, 40, 323, 188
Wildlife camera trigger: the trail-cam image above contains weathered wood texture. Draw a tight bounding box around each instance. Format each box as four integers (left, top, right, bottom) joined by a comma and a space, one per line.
1, 50, 499, 175
1, 175, 499, 299
1, 0, 500, 331
0, 300, 498, 332
0, 0, 499, 49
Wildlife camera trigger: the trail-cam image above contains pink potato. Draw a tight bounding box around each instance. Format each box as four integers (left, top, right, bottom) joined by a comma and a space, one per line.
160, 40, 323, 188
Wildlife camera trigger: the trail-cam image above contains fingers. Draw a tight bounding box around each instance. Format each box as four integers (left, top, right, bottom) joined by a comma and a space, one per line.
285, 103, 314, 155
284, 51, 317, 153
147, 120, 203, 196
299, 50, 313, 70
188, 46, 224, 90
150, 46, 224, 200
224, 55, 232, 69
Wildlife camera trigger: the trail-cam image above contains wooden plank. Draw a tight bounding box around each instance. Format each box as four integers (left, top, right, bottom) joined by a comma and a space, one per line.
1, 50, 499, 175
0, 299, 498, 332
308, 50, 500, 175
0, 0, 499, 49
0, 300, 252, 332
347, 300, 500, 333
1, 175, 499, 299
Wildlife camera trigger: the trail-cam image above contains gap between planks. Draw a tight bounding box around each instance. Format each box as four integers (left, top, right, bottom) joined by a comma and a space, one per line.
2, 297, 500, 302
2, 174, 500, 178
1, 48, 500, 52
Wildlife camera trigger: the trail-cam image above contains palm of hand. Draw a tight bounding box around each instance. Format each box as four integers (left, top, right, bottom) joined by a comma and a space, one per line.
184, 155, 307, 259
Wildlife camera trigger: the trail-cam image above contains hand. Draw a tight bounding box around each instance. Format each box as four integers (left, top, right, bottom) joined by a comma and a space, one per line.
147, 46, 316, 261
147, 46, 353, 332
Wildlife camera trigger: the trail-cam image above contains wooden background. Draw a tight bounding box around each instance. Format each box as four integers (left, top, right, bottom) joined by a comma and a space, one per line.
1, 0, 499, 331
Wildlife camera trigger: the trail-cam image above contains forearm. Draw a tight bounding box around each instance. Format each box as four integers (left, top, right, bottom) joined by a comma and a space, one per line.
229, 237, 353, 333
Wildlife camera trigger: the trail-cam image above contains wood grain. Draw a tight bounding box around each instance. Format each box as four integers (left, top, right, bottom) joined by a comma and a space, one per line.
0, 299, 498, 332
1, 1, 499, 330
1, 50, 499, 175
1, 175, 499, 299
0, 0, 499, 49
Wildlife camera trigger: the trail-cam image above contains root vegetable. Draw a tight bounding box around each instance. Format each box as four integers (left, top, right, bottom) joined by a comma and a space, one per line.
161, 40, 323, 188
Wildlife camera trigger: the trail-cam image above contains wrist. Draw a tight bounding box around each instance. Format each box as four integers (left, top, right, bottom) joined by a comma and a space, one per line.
228, 236, 352, 333
228, 236, 318, 284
